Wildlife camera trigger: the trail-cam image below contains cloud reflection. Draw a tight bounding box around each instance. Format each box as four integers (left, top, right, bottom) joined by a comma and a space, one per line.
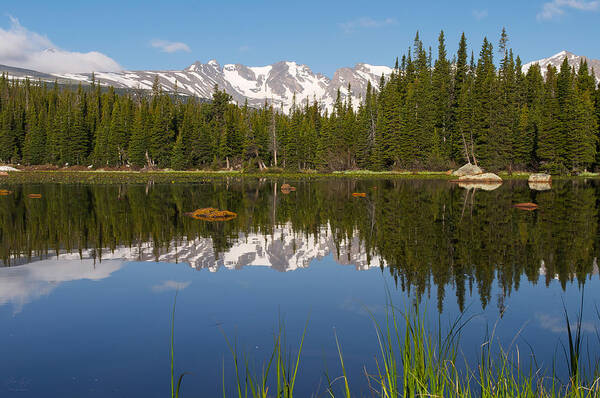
0, 259, 124, 314
151, 280, 191, 292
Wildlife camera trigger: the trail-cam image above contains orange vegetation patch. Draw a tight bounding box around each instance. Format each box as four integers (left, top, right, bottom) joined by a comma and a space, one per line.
352, 192, 367, 198
27, 193, 42, 199
185, 207, 237, 221
513, 202, 538, 211
0, 189, 12, 196
0, 172, 8, 176
280, 183, 296, 194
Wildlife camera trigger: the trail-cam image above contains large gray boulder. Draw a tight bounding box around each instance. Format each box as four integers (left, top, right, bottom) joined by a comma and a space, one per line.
528, 173, 551, 183
458, 173, 503, 183
452, 163, 482, 177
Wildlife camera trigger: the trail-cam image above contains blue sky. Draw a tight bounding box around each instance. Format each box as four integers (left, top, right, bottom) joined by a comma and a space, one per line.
1, 0, 599, 76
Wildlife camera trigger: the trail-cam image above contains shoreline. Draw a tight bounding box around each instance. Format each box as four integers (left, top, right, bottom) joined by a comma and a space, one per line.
0, 169, 595, 184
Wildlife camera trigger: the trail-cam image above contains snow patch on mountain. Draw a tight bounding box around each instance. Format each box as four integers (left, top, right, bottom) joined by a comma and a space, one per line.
522, 50, 600, 84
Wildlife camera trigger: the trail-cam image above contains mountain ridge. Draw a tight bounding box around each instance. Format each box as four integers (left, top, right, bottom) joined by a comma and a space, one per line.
1, 51, 598, 112
56, 59, 392, 111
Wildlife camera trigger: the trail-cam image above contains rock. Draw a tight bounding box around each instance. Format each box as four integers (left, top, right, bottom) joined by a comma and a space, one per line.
529, 182, 552, 191
458, 173, 503, 183
281, 183, 296, 194
528, 173, 551, 183
458, 182, 502, 191
0, 172, 8, 176
513, 202, 539, 211
452, 163, 483, 177
0, 166, 19, 172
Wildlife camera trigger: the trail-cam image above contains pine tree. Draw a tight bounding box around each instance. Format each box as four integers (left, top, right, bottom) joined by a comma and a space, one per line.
513, 104, 535, 167
69, 93, 89, 164
472, 37, 497, 168
128, 102, 149, 168
451, 33, 469, 161
432, 30, 453, 163
537, 66, 564, 172
0, 102, 17, 163
170, 129, 187, 170
23, 108, 46, 165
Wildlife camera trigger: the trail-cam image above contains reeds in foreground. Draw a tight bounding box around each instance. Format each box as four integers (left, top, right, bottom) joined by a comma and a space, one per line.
221, 318, 308, 398
171, 292, 600, 397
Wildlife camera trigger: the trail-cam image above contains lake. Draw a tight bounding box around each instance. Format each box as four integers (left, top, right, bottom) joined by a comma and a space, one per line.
0, 178, 599, 397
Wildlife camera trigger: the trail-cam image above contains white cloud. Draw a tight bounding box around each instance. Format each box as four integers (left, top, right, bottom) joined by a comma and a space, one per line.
239, 45, 251, 53
151, 280, 191, 292
0, 16, 121, 73
339, 17, 397, 33
473, 9, 489, 20
150, 39, 191, 53
537, 0, 599, 20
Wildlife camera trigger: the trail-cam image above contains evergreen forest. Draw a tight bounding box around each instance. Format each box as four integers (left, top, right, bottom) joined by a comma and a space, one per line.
1, 30, 599, 174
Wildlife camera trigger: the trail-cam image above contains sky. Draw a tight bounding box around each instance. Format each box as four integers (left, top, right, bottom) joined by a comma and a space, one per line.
1, 0, 599, 77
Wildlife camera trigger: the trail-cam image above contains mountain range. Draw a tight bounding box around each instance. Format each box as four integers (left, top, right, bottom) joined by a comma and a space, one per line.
56, 60, 393, 111
1, 51, 598, 112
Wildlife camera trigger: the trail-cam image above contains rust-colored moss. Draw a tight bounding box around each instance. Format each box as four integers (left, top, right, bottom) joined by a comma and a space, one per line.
185, 207, 237, 221
281, 183, 296, 193
513, 202, 538, 211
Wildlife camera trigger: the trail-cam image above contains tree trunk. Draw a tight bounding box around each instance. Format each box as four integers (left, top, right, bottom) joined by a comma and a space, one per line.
461, 133, 471, 164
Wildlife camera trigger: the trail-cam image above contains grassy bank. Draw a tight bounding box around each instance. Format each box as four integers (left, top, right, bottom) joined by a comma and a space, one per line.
0, 170, 455, 184
1, 169, 597, 184
170, 298, 600, 398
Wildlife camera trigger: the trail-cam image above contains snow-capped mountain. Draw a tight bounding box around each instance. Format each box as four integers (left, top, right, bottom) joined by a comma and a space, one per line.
56, 60, 393, 112
522, 50, 600, 84
4, 50, 598, 113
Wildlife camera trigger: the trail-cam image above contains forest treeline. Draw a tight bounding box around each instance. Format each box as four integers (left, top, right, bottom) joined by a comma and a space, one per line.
0, 29, 599, 173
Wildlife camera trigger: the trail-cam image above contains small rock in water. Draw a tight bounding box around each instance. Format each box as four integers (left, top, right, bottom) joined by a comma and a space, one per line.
281, 183, 296, 193
513, 202, 539, 211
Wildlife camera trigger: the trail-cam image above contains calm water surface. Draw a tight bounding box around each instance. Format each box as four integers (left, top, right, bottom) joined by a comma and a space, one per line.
0, 178, 599, 397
